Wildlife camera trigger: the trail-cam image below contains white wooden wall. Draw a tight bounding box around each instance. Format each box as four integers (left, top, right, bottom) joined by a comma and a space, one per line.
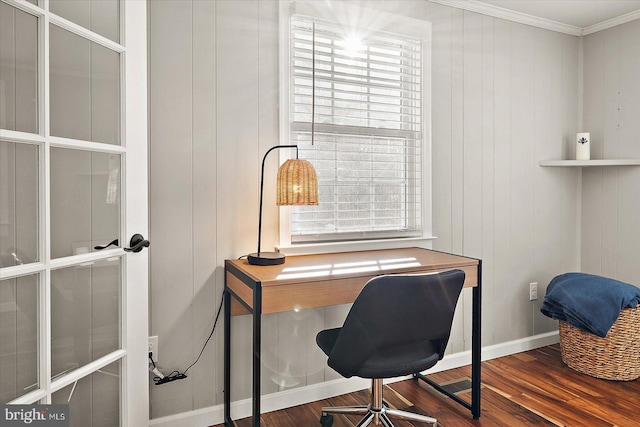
581, 19, 640, 282
149, 0, 219, 417
424, 0, 580, 355
148, 0, 581, 419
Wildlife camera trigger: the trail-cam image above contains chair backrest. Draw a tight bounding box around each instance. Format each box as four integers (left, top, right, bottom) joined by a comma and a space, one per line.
327, 269, 465, 378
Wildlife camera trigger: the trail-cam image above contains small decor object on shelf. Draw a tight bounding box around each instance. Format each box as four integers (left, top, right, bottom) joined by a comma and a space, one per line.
576, 132, 590, 160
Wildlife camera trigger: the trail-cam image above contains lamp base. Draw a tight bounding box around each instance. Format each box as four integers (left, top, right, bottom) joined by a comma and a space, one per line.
247, 252, 285, 266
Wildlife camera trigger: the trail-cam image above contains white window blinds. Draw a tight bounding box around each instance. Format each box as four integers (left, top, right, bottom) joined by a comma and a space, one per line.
289, 15, 423, 242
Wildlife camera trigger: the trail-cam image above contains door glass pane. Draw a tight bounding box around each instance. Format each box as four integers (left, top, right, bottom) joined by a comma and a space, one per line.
0, 141, 38, 267
51, 360, 120, 427
50, 0, 119, 44
0, 3, 38, 133
50, 25, 120, 145
0, 274, 38, 403
50, 148, 120, 259
51, 258, 121, 378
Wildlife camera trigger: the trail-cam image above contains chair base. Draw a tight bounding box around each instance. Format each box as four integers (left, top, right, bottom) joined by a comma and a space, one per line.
319, 379, 437, 427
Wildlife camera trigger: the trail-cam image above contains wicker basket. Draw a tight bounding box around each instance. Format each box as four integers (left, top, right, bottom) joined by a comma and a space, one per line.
559, 305, 640, 381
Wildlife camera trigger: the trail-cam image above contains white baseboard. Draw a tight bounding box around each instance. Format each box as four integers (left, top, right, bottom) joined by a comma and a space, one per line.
149, 331, 559, 427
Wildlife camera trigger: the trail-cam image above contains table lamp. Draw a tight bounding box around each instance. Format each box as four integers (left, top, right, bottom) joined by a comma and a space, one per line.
247, 145, 318, 265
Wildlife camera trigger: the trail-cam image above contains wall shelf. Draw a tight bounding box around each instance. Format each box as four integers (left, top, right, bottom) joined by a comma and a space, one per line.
539, 159, 640, 167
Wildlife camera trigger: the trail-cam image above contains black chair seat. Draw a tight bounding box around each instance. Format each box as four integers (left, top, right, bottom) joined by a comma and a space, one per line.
318, 329, 439, 378
316, 327, 341, 356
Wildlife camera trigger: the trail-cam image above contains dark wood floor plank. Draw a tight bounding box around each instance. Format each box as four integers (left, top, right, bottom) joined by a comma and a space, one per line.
485, 346, 639, 427
391, 379, 556, 427
214, 345, 640, 427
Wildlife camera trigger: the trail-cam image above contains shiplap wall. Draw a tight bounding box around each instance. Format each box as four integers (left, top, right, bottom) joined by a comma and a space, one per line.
581, 19, 640, 281
148, 0, 581, 419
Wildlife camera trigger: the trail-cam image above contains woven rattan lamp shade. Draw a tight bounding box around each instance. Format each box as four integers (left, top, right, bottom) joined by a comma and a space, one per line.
276, 159, 318, 206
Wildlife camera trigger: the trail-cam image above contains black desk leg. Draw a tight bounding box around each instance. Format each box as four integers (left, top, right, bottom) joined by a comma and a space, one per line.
412, 262, 482, 419
252, 285, 262, 427
224, 289, 232, 426
471, 261, 482, 419
224, 281, 262, 426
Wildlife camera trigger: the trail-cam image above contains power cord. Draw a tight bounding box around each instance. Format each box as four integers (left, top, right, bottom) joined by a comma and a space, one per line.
149, 292, 225, 385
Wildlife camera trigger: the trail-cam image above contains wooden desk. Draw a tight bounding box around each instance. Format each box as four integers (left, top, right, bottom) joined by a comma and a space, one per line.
224, 247, 482, 426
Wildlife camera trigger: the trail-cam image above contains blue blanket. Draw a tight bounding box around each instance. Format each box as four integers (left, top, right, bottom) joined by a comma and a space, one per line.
540, 273, 640, 337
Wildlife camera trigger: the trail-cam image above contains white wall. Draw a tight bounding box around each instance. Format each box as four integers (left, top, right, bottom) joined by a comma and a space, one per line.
148, 0, 581, 420
581, 19, 640, 281
148, 0, 219, 417
424, 0, 581, 351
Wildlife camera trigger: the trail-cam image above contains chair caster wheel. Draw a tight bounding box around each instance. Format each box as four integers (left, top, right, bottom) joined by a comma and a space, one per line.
319, 413, 334, 426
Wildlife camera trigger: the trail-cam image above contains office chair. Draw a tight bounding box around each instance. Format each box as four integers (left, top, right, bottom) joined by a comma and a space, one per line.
316, 269, 465, 427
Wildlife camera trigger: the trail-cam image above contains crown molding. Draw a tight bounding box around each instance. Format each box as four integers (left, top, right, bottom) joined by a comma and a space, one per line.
582, 8, 640, 35
429, 0, 640, 37
429, 0, 582, 36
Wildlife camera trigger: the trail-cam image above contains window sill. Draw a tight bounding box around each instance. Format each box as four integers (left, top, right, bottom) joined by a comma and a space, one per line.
276, 236, 437, 257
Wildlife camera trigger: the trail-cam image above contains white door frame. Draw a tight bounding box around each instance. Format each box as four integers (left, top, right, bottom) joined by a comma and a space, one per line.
123, 0, 149, 425
122, 1, 149, 427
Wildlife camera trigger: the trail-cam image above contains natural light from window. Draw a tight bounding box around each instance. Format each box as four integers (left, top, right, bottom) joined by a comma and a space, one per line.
287, 14, 425, 244
276, 256, 421, 280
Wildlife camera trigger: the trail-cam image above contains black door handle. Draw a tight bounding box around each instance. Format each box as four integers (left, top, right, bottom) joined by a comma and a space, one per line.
94, 235, 149, 252
95, 239, 119, 250
124, 234, 150, 253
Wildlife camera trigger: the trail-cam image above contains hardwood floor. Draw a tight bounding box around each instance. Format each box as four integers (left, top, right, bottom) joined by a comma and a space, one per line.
215, 345, 640, 426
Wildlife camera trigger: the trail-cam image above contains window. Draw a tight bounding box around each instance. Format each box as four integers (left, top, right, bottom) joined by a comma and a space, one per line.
284, 12, 428, 244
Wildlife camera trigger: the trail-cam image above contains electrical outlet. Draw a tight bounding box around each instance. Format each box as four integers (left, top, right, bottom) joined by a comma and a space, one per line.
529, 282, 538, 301
148, 336, 159, 363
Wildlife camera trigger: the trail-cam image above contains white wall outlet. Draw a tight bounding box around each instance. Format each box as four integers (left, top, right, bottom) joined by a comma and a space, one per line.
529, 282, 538, 301
148, 336, 159, 363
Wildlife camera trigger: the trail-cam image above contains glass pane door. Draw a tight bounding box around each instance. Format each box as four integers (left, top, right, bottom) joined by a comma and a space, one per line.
0, 274, 38, 402
0, 1, 148, 425
0, 141, 38, 266
50, 148, 120, 258
0, 2, 38, 133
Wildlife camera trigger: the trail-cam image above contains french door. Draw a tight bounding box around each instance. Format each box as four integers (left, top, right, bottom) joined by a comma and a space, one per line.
0, 0, 148, 425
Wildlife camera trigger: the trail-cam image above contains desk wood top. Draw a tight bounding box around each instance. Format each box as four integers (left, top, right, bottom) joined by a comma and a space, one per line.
226, 247, 478, 288
226, 247, 479, 314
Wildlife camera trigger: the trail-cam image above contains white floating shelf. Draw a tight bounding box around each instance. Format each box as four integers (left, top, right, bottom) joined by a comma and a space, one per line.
539, 159, 640, 167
